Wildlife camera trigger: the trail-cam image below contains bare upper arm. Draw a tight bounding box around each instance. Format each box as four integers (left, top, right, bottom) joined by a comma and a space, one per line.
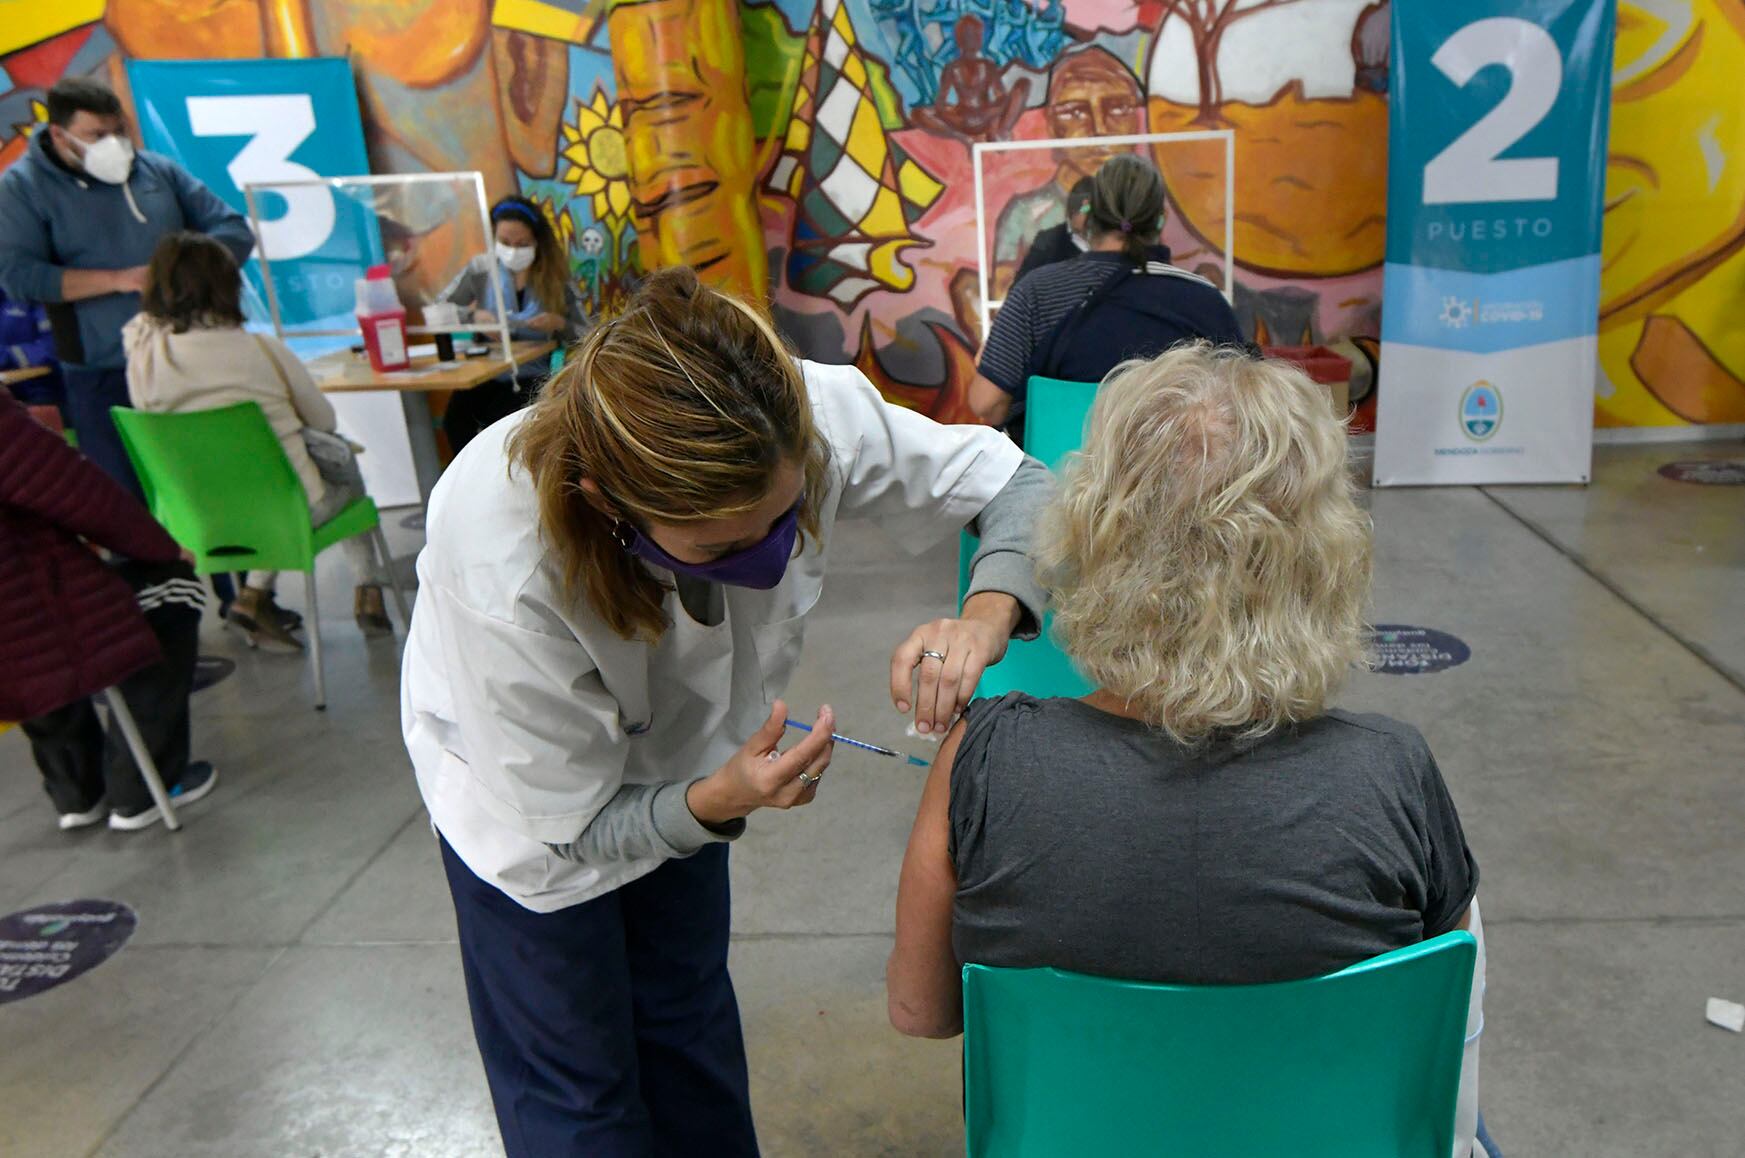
888, 720, 966, 1038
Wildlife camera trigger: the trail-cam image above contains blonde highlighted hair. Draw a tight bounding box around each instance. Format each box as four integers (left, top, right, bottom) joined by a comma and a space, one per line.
1040, 343, 1372, 743
508, 266, 831, 641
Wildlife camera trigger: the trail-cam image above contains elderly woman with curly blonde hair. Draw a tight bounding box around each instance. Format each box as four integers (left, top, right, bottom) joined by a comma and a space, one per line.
888, 343, 1491, 1156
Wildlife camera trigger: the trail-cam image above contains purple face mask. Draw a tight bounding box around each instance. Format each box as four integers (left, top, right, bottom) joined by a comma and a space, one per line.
617, 504, 801, 590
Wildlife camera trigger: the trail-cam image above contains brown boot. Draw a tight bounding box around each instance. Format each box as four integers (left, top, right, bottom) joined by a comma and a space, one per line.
354, 584, 393, 637
226, 586, 304, 654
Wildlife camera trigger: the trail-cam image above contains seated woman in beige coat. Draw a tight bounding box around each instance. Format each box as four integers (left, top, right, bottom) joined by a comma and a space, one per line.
123, 232, 392, 651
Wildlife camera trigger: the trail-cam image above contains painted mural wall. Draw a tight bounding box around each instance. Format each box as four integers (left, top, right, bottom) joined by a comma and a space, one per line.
1, 0, 1740, 429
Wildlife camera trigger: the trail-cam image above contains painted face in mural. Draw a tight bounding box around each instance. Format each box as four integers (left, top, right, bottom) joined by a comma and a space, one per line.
609, 0, 763, 291
1045, 51, 1144, 182
955, 15, 984, 58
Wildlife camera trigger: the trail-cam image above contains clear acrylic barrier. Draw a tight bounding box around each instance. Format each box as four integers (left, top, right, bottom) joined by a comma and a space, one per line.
242, 172, 511, 352
972, 131, 1234, 339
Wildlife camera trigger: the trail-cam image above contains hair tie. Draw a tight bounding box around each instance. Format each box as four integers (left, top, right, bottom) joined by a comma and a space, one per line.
1119, 219, 1133, 234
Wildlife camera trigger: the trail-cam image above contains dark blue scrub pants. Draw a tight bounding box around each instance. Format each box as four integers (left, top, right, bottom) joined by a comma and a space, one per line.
440, 837, 759, 1158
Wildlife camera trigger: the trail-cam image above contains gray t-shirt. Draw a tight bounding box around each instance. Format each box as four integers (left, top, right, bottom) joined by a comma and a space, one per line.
949, 694, 1478, 985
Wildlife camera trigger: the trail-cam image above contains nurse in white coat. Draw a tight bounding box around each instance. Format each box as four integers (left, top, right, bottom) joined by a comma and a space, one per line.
402, 267, 1050, 1157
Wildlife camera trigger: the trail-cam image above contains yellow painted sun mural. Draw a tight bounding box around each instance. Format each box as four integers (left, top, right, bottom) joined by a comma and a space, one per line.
561, 88, 632, 224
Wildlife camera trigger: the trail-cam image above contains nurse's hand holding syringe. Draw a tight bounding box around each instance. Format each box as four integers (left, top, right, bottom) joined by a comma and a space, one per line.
685, 702, 836, 826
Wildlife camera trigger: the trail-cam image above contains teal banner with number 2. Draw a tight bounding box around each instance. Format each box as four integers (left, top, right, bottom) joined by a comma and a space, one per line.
1375, 0, 1615, 487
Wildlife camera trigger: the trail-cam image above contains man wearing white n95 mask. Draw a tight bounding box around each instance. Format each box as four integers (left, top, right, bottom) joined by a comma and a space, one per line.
0, 77, 253, 500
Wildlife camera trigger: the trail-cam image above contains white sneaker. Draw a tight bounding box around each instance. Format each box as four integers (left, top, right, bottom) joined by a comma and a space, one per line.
109, 762, 218, 831
58, 801, 109, 830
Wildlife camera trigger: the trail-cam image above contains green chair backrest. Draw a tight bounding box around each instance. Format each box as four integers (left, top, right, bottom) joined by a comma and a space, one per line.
962, 931, 1477, 1158
111, 402, 319, 575
1020, 376, 1100, 474
961, 376, 1101, 699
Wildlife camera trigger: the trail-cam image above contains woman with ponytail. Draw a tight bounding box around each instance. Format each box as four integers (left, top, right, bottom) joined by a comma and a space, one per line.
969, 152, 1246, 447
437, 194, 589, 452
402, 265, 1051, 1156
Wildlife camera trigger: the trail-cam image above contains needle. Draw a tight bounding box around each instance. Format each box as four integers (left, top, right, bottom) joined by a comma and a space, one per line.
784, 718, 931, 766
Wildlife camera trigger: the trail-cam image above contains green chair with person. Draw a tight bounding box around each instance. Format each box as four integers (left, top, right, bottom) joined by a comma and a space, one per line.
111, 402, 409, 711
960, 375, 1100, 699
962, 931, 1478, 1157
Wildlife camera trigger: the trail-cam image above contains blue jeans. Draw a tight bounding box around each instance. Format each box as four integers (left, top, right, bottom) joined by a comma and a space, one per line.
62, 364, 142, 501
440, 838, 758, 1158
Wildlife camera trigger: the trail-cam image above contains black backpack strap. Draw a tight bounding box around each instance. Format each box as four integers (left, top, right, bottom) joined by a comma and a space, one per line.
1028, 264, 1137, 382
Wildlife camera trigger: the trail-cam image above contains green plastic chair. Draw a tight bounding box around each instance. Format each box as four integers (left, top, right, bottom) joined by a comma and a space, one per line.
111, 403, 409, 710
962, 931, 1478, 1158
961, 376, 1101, 699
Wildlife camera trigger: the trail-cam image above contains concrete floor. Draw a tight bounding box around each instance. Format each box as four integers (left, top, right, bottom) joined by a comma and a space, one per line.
1, 440, 1742, 1157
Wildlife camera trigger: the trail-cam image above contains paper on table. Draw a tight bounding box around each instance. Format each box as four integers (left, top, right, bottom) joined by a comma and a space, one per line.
1706, 997, 1744, 1032
408, 341, 484, 361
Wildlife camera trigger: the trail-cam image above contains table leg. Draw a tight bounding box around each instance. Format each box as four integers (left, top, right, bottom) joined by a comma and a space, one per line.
400, 391, 444, 505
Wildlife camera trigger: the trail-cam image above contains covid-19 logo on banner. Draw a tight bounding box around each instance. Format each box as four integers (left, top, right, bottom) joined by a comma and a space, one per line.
1460, 381, 1503, 441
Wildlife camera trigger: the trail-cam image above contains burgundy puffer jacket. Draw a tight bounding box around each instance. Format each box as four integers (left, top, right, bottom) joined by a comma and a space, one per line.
0, 387, 183, 721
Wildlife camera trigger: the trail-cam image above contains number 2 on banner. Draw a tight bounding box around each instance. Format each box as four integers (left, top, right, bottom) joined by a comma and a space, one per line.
186, 94, 335, 260
1422, 18, 1562, 205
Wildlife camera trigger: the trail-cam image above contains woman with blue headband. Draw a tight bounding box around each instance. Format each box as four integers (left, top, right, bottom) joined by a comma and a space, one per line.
438, 195, 589, 453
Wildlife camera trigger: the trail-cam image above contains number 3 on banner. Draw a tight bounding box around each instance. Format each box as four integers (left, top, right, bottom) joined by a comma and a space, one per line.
1423, 18, 1562, 205
186, 94, 335, 260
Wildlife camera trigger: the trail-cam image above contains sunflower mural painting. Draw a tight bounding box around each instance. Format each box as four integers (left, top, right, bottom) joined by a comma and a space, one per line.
564, 89, 634, 226
556, 85, 643, 313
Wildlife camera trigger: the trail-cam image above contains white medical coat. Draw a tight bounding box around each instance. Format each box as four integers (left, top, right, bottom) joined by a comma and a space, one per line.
401, 361, 1024, 911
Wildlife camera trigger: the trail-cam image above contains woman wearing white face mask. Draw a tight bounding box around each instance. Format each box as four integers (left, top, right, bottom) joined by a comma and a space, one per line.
436, 195, 589, 453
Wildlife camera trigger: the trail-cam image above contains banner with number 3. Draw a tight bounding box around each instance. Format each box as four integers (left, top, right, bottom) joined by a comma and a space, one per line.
128, 59, 374, 329
1376, 1, 1616, 486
